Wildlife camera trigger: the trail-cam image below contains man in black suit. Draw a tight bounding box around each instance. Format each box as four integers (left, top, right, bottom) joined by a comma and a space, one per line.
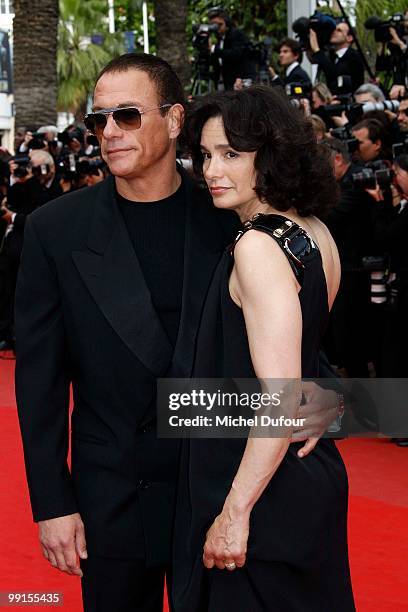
269, 38, 312, 89
0, 150, 62, 349
208, 7, 256, 90
323, 138, 374, 377
15, 53, 227, 611
309, 21, 365, 93
15, 53, 342, 611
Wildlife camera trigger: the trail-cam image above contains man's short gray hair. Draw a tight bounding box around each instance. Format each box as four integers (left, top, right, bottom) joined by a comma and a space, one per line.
354, 83, 385, 102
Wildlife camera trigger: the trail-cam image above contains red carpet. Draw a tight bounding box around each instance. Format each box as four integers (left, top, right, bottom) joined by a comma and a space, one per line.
1, 352, 407, 611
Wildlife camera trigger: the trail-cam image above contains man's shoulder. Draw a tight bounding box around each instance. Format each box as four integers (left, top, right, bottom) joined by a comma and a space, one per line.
30, 178, 109, 228
291, 65, 311, 83
344, 47, 362, 62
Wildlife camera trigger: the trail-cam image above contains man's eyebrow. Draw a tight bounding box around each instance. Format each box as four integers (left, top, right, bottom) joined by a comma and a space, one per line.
91, 101, 142, 111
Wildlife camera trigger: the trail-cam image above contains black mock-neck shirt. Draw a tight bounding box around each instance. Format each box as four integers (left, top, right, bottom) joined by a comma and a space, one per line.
116, 182, 186, 348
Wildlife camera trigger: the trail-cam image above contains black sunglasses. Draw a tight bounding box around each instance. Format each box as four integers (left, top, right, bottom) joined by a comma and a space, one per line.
84, 104, 172, 136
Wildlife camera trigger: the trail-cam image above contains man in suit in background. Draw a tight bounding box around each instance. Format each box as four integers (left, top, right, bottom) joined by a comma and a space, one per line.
269, 38, 312, 89
309, 21, 365, 93
208, 7, 256, 90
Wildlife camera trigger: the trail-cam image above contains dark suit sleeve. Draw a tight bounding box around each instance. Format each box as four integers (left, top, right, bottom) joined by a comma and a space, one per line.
310, 49, 337, 85
213, 29, 247, 62
347, 49, 364, 90
15, 215, 77, 522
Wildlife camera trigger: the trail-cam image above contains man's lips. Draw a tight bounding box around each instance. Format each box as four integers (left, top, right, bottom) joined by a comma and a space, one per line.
106, 148, 131, 155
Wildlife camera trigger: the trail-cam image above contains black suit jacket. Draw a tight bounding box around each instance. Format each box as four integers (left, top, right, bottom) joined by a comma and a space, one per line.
272, 64, 312, 89
211, 27, 256, 90
15, 171, 237, 565
311, 46, 364, 93
325, 164, 375, 268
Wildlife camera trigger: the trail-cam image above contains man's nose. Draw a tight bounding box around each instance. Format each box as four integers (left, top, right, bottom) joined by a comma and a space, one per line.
102, 114, 123, 138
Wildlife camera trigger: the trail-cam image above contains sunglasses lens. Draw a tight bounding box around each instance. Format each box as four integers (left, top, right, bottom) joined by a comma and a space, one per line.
113, 108, 142, 130
84, 113, 107, 135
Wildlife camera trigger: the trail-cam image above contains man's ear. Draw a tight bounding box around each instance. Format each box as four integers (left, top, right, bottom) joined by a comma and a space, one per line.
373, 139, 382, 153
168, 104, 185, 139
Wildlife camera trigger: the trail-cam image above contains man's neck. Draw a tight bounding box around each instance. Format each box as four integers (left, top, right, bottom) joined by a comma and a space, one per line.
115, 161, 181, 202
334, 42, 349, 53
338, 162, 351, 182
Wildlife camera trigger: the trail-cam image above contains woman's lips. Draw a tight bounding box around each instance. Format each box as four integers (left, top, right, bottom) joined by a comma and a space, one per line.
210, 187, 230, 196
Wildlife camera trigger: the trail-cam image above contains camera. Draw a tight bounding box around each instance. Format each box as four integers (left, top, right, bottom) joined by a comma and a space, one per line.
77, 158, 106, 177
57, 152, 77, 181
58, 128, 84, 146
364, 13, 406, 44
28, 132, 47, 150
330, 127, 359, 155
352, 160, 394, 190
192, 23, 219, 52
11, 155, 31, 179
392, 138, 408, 159
286, 82, 311, 100
31, 163, 51, 177
292, 11, 337, 51
322, 100, 400, 126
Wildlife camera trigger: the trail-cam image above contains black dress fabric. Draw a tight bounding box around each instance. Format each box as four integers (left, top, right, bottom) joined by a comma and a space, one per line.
173, 216, 355, 611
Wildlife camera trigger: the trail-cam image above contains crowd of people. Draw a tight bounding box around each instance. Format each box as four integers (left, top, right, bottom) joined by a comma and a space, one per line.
205, 7, 408, 393
0, 124, 108, 352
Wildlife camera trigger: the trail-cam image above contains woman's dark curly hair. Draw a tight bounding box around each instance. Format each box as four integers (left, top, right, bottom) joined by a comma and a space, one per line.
183, 85, 338, 217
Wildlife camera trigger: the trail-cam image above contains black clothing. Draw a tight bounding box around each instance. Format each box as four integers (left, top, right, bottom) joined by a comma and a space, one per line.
117, 186, 185, 347
371, 199, 408, 376
324, 164, 374, 376
15, 171, 237, 568
211, 27, 256, 90
81, 556, 169, 612
0, 176, 62, 344
311, 47, 364, 93
326, 164, 374, 267
174, 217, 354, 611
271, 64, 312, 89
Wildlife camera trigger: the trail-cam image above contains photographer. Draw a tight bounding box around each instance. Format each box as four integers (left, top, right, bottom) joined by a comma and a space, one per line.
0, 150, 62, 349
367, 155, 408, 386
309, 21, 365, 93
352, 118, 393, 163
397, 95, 408, 131
354, 83, 385, 105
323, 138, 374, 376
269, 38, 311, 88
208, 7, 256, 90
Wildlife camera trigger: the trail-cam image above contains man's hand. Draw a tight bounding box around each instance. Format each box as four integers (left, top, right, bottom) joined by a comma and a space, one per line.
39, 513, 87, 577
390, 84, 405, 100
291, 382, 340, 458
1, 205, 13, 224
309, 29, 320, 54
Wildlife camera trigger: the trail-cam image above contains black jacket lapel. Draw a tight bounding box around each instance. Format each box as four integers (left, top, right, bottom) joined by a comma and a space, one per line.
171, 174, 236, 377
72, 176, 173, 376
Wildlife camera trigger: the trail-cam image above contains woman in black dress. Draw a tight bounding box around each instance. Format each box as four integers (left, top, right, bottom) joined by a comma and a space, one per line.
173, 86, 355, 611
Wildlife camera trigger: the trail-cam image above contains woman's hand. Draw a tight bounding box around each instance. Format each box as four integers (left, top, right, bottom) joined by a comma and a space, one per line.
203, 507, 249, 571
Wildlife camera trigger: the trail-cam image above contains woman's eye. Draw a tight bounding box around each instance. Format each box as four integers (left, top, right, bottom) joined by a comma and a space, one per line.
226, 151, 238, 159
202, 152, 210, 160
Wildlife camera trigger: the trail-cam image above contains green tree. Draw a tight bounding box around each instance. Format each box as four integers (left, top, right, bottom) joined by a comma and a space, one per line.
154, 0, 190, 88
58, 0, 124, 118
13, 0, 59, 129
